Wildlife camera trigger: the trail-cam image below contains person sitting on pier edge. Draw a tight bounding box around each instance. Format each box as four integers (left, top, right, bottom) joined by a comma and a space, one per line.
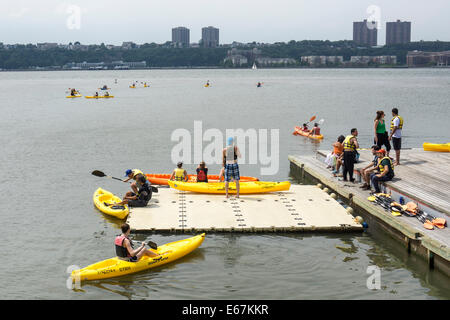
370, 149, 395, 194
109, 175, 153, 208
308, 123, 321, 137
124, 169, 147, 194
359, 145, 381, 190
325, 135, 345, 171
196, 161, 208, 183
342, 128, 359, 182
170, 162, 188, 182
115, 223, 159, 262
388, 107, 403, 166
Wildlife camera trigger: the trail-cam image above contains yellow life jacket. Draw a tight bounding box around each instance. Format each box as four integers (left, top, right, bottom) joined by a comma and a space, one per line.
174, 168, 185, 181
390, 115, 403, 131
343, 135, 356, 151
378, 157, 394, 174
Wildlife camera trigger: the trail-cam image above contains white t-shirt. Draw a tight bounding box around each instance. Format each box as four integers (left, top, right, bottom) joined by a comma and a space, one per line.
392, 117, 402, 138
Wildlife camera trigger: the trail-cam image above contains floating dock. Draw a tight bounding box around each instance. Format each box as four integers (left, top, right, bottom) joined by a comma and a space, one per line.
289, 148, 450, 276
127, 184, 362, 233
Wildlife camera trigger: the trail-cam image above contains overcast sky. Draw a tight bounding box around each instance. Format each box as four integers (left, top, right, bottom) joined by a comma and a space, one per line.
1, 0, 449, 45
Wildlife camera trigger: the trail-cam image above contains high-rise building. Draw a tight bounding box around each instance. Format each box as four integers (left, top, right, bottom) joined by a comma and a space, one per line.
386, 20, 411, 45
353, 20, 378, 47
172, 27, 190, 47
201, 26, 219, 48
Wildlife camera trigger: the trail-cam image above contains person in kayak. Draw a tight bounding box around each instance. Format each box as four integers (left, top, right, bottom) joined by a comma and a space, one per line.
94, 91, 99, 97
359, 145, 381, 190
388, 107, 403, 166
104, 91, 110, 97
370, 149, 395, 193
257, 82, 262, 87
170, 162, 188, 182
301, 123, 309, 132
374, 111, 391, 157
124, 169, 147, 194
115, 223, 159, 262
308, 123, 321, 137
102, 85, 107, 90
342, 128, 360, 182
70, 88, 77, 96
196, 161, 208, 182
223, 137, 242, 198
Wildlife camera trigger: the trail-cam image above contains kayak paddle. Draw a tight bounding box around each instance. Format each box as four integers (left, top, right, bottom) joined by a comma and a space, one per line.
91, 170, 160, 193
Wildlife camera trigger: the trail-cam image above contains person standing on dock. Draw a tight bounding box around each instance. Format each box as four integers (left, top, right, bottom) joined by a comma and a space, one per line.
374, 111, 391, 157
223, 137, 242, 198
389, 108, 403, 166
342, 128, 359, 182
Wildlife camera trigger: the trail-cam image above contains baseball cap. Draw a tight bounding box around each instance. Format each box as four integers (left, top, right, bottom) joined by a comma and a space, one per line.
125, 169, 133, 177
376, 149, 386, 155
227, 137, 234, 146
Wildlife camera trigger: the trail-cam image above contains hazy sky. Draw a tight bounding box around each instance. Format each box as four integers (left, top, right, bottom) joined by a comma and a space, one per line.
1, 0, 449, 45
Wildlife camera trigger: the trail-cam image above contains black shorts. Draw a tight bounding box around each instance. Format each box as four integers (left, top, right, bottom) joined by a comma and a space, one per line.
128, 199, 148, 207
392, 137, 401, 150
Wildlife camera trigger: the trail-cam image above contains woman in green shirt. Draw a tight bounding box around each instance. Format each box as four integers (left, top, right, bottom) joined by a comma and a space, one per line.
374, 111, 391, 157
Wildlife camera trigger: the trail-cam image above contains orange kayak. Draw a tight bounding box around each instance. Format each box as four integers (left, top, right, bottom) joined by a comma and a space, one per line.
146, 174, 259, 185
293, 126, 323, 140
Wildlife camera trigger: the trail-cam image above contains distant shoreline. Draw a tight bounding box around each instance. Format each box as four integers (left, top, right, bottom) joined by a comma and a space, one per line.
5, 66, 448, 72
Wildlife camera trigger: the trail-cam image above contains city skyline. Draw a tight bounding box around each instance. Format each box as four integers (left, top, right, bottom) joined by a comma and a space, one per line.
1, 0, 449, 45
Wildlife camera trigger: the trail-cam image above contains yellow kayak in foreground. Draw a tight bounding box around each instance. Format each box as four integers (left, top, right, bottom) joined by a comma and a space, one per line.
168, 180, 291, 194
66, 95, 82, 98
71, 233, 205, 281
93, 188, 129, 219
423, 142, 450, 152
85, 96, 114, 99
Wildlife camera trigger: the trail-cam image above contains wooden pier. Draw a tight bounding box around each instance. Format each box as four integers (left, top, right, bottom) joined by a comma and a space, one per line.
289, 148, 450, 276
127, 184, 362, 233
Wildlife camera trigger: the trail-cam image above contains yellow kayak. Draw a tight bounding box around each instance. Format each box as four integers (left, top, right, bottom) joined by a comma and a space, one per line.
93, 188, 129, 219
85, 96, 114, 99
423, 142, 450, 152
71, 233, 205, 281
168, 180, 291, 194
129, 86, 136, 88
66, 95, 82, 98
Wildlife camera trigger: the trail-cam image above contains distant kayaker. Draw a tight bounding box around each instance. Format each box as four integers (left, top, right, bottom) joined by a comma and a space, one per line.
170, 162, 188, 182
342, 128, 360, 182
308, 123, 321, 137
196, 161, 208, 183
388, 108, 403, 166
94, 91, 99, 97
223, 137, 242, 198
374, 111, 391, 157
102, 85, 107, 90
257, 82, 262, 87
370, 149, 395, 193
359, 145, 381, 190
301, 123, 309, 132
115, 223, 159, 262
104, 91, 110, 97
70, 88, 77, 96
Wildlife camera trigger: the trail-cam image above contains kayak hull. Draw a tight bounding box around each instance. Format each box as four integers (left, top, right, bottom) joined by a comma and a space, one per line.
93, 188, 129, 219
293, 127, 323, 140
423, 142, 450, 152
168, 180, 291, 194
71, 233, 205, 281
146, 174, 259, 185
66, 95, 82, 98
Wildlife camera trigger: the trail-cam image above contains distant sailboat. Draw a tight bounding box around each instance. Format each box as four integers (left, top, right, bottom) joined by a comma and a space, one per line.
252, 62, 257, 70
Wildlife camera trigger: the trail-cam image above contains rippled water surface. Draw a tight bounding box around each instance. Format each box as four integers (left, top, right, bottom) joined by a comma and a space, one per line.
0, 69, 449, 299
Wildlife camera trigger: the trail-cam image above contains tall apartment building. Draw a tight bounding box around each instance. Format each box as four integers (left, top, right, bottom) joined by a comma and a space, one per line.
172, 27, 190, 47
353, 20, 378, 46
386, 20, 411, 45
201, 26, 219, 48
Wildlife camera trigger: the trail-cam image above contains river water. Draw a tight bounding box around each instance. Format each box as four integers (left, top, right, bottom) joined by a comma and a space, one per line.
0, 69, 449, 299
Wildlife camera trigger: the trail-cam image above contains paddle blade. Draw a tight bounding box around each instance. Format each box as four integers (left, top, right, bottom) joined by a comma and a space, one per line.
147, 241, 158, 250
92, 170, 106, 177
309, 116, 316, 122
